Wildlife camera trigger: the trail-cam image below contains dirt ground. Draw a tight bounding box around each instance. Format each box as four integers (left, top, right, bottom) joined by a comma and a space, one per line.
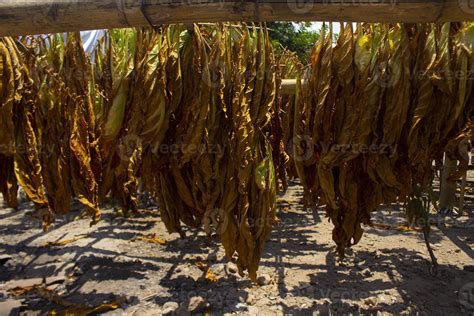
0, 173, 473, 316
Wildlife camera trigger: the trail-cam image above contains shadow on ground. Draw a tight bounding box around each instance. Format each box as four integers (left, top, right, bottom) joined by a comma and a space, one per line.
0, 179, 472, 315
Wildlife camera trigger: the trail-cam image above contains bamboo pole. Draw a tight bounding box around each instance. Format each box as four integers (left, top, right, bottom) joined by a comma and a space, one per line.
459, 172, 466, 215
439, 156, 458, 213
280, 79, 298, 96
0, 0, 471, 37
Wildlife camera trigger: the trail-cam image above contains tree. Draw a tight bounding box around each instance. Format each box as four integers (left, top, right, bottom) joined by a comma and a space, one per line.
267, 22, 320, 64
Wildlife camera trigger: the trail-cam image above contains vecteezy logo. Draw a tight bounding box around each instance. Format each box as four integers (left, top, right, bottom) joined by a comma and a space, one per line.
374, 62, 401, 88
459, 282, 474, 312
117, 134, 142, 161
287, 0, 314, 14
287, 135, 314, 162
203, 61, 225, 89
203, 208, 229, 235
457, 138, 471, 162
459, 0, 474, 14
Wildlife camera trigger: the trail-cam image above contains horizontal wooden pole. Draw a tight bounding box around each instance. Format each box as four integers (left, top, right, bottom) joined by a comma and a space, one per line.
280, 79, 297, 95
0, 0, 472, 37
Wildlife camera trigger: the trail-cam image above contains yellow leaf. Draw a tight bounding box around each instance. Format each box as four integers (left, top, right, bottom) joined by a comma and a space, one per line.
42, 235, 88, 248
205, 269, 218, 283
195, 262, 218, 283
134, 233, 167, 245
371, 223, 421, 232
195, 262, 206, 269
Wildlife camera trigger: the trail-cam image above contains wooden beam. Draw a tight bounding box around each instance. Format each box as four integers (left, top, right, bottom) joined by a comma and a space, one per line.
439, 156, 458, 213
280, 79, 297, 95
0, 0, 472, 37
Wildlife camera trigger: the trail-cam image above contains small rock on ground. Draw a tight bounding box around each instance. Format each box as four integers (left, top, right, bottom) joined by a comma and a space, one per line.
257, 273, 272, 286
161, 301, 179, 315
184, 296, 209, 313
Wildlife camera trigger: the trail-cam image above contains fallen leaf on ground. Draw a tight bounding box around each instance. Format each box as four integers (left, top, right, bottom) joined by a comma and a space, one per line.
42, 235, 88, 248
370, 223, 422, 232
195, 262, 218, 283
9, 285, 121, 316
133, 233, 167, 245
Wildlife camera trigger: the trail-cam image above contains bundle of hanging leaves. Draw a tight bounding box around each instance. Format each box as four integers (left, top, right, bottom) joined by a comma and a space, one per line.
294, 22, 473, 258
90, 24, 279, 279
0, 24, 279, 280
0, 34, 102, 230
275, 49, 304, 190
2, 22, 473, 279
0, 38, 20, 211
126, 24, 278, 280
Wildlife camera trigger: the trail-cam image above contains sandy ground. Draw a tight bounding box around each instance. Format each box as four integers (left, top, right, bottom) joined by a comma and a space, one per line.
0, 174, 473, 316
